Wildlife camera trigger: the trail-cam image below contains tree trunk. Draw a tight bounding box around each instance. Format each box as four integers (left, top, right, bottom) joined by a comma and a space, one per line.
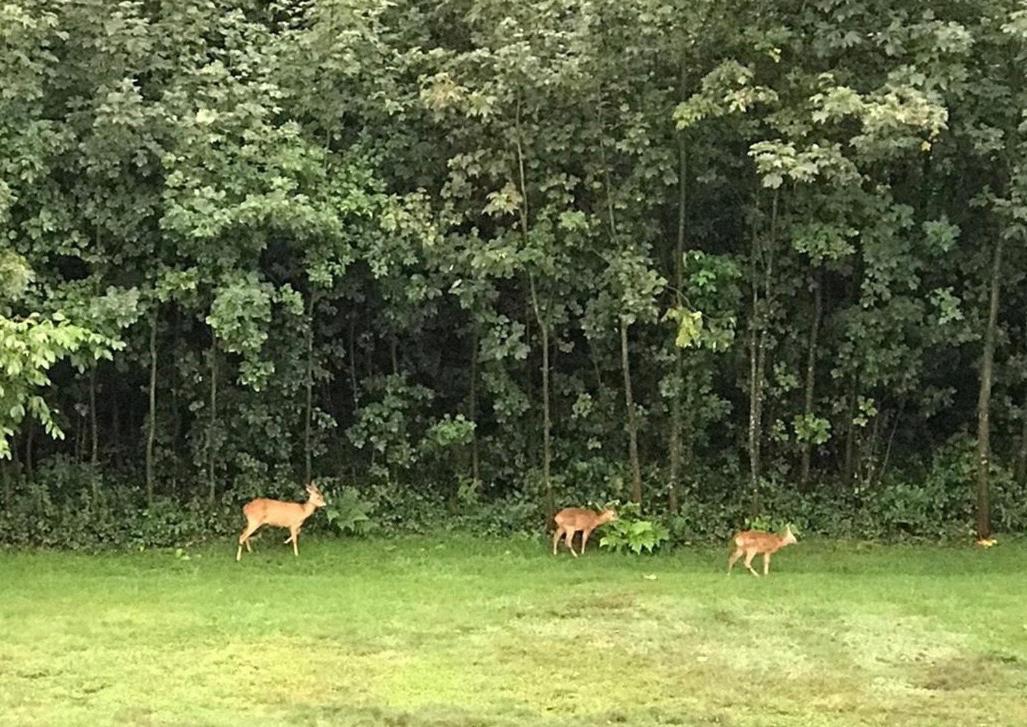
668, 358, 682, 513
975, 236, 1004, 540
684, 368, 697, 463
304, 294, 316, 485
875, 401, 904, 489
88, 363, 98, 472
145, 308, 158, 506
1016, 386, 1027, 488
621, 318, 643, 505
208, 346, 218, 505
799, 266, 823, 490
531, 276, 554, 522
746, 199, 771, 517
75, 405, 85, 462
468, 324, 480, 484
514, 96, 553, 522
1016, 309, 1027, 487
668, 88, 688, 513
843, 378, 857, 486
747, 277, 760, 515
24, 421, 34, 480
111, 385, 122, 470
169, 307, 180, 494
348, 316, 359, 407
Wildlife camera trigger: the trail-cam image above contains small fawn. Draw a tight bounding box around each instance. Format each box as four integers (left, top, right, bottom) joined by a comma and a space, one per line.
552, 507, 617, 557
236, 482, 326, 561
727, 525, 797, 577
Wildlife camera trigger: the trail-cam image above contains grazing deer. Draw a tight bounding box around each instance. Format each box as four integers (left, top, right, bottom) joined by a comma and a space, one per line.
552, 507, 617, 557
236, 483, 326, 561
727, 525, 797, 577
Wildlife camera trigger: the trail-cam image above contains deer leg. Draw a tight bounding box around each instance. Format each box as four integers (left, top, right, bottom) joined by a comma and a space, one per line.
552, 527, 564, 555
291, 527, 300, 556
237, 522, 261, 561
727, 547, 743, 574
763, 553, 771, 576
744, 551, 760, 577
580, 528, 592, 555
566, 529, 578, 558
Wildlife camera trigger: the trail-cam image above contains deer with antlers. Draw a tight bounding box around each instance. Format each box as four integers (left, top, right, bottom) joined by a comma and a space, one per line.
236, 482, 326, 561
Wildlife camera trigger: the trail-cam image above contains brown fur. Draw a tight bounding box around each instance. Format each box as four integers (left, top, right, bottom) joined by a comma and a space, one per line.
552, 507, 617, 557
236, 483, 326, 561
727, 526, 797, 577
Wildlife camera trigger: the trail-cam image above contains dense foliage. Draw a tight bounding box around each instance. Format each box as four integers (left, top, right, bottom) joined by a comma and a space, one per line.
2, 0, 1026, 547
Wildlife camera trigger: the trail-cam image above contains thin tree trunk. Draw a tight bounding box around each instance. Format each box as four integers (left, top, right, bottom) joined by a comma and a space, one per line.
861, 410, 882, 489
11, 434, 22, 484
169, 307, 180, 494
669, 358, 682, 512
876, 401, 904, 488
75, 407, 85, 462
843, 377, 857, 486
598, 99, 644, 506
89, 366, 98, 468
348, 317, 359, 407
145, 308, 157, 506
799, 267, 823, 490
208, 346, 218, 505
747, 265, 760, 514
683, 368, 696, 476
589, 339, 604, 392
1016, 309, 1027, 487
25, 421, 34, 480
1016, 386, 1027, 487
111, 386, 122, 470
747, 193, 775, 517
529, 274, 553, 521
621, 318, 643, 504
514, 95, 553, 522
304, 294, 316, 485
669, 80, 688, 513
751, 328, 767, 516
976, 236, 1004, 540
468, 324, 480, 483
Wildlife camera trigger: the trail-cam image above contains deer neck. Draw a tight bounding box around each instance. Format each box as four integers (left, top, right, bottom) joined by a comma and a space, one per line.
301, 499, 317, 520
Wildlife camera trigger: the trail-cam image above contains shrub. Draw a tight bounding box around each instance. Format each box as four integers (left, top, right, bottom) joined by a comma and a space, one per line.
599, 503, 670, 554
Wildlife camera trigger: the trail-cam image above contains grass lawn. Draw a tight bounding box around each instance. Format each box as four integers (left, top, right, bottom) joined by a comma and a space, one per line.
1, 535, 1026, 726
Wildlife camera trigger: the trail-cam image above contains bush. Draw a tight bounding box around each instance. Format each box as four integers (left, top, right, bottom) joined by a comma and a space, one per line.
599, 503, 670, 554
3, 437, 1026, 551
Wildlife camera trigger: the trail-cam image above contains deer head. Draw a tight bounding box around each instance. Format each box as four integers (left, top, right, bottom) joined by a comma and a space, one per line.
782, 525, 797, 546
306, 482, 326, 508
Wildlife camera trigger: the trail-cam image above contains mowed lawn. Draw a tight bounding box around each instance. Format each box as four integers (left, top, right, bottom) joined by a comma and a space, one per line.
1, 536, 1026, 726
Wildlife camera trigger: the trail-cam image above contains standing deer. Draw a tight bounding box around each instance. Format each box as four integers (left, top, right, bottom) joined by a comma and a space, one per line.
727, 525, 797, 577
552, 507, 617, 557
236, 483, 326, 561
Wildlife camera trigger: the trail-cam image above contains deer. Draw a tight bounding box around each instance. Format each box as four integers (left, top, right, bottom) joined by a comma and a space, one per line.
236, 482, 326, 561
552, 506, 617, 557
727, 525, 797, 577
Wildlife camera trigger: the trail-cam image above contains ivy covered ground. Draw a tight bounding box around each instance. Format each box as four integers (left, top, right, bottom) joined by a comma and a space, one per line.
1, 537, 1025, 726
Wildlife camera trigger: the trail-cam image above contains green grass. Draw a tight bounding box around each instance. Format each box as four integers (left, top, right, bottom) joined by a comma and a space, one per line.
1, 536, 1026, 726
